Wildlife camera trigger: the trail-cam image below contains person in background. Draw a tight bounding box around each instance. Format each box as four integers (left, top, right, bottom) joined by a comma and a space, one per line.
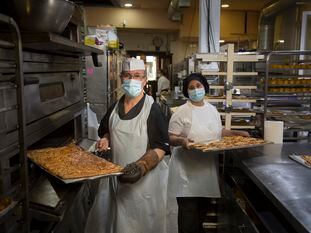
85, 58, 169, 233
166, 73, 249, 233
157, 69, 170, 96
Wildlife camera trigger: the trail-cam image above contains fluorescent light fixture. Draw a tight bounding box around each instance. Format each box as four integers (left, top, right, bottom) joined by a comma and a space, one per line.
124, 3, 133, 7
219, 40, 225, 43
277, 39, 285, 43
221, 4, 230, 8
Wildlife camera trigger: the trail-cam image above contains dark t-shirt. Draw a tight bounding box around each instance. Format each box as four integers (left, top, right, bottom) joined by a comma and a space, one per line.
98, 94, 170, 154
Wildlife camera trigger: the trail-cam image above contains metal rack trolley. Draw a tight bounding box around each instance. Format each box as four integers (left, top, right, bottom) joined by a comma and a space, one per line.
195, 43, 263, 130
0, 14, 29, 233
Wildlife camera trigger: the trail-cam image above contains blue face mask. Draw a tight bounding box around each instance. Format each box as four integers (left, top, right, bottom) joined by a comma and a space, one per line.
122, 79, 142, 97
188, 88, 205, 102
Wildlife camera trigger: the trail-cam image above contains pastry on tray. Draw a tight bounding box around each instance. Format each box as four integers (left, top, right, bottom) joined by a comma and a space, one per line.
302, 155, 311, 166
28, 143, 123, 180
190, 136, 266, 152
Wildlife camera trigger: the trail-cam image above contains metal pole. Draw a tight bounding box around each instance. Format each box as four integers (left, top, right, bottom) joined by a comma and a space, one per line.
6, 14, 29, 233
264, 52, 271, 121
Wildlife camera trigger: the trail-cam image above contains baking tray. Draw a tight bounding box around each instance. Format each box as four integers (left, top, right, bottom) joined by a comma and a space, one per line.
288, 154, 311, 169
28, 157, 123, 184
0, 201, 17, 218
190, 141, 272, 152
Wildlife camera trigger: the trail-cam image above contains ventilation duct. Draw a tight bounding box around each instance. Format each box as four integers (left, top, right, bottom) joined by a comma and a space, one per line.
258, 0, 297, 51
199, 0, 220, 53
168, 0, 191, 21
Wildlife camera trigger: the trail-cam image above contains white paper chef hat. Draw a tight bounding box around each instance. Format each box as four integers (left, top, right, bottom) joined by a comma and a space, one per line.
122, 58, 145, 71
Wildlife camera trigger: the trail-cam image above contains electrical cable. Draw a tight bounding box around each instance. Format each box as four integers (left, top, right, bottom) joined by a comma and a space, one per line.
209, 15, 216, 53
207, 0, 211, 53
208, 0, 216, 53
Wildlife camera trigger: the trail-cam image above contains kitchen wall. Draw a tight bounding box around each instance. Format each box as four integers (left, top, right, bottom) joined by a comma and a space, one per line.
85, 7, 179, 30
84, 5, 259, 65
118, 31, 172, 52
179, 5, 259, 41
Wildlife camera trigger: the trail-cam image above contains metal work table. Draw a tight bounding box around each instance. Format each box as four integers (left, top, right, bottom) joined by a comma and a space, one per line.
231, 143, 311, 233
159, 93, 186, 119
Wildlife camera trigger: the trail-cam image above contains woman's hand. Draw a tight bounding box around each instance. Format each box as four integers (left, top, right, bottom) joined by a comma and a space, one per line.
222, 129, 250, 137
169, 133, 193, 149
181, 138, 194, 150
236, 130, 250, 137
96, 137, 110, 151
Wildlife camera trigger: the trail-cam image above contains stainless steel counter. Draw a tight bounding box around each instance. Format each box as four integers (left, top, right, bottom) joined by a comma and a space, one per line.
231, 143, 311, 233
160, 93, 187, 108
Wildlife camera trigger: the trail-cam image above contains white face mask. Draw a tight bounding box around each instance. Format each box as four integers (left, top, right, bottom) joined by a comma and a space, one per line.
188, 88, 206, 102
122, 79, 142, 97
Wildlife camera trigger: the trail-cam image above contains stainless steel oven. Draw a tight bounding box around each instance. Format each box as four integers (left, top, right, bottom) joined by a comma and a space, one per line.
24, 72, 82, 124
0, 12, 102, 232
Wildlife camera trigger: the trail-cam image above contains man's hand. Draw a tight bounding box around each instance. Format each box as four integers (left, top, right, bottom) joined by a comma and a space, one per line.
118, 163, 143, 184
96, 137, 109, 151
118, 149, 161, 184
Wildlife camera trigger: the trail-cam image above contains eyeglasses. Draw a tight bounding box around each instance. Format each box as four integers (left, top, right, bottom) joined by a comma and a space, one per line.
121, 72, 145, 80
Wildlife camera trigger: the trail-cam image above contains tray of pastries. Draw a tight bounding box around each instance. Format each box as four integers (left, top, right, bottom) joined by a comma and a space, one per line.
28, 143, 123, 183
189, 136, 269, 152
289, 154, 311, 169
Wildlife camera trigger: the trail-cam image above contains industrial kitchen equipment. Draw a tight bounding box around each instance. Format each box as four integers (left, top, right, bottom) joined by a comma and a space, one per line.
0, 7, 103, 232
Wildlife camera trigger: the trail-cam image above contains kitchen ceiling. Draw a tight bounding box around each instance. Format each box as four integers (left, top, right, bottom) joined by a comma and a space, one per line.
221, 0, 273, 11
132, 0, 272, 10
77, 0, 273, 11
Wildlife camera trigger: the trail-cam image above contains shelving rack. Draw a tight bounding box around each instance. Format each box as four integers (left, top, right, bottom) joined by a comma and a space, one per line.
195, 44, 263, 130
0, 14, 28, 233
262, 50, 311, 141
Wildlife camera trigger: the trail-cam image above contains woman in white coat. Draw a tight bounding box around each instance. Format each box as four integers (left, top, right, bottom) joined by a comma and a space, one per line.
166, 73, 249, 233
85, 58, 169, 233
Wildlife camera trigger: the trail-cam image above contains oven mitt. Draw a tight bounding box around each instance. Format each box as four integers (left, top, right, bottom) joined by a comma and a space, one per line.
118, 150, 159, 184
118, 163, 142, 184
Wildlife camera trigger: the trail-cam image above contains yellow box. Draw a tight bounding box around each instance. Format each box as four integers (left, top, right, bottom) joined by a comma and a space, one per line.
108, 40, 119, 49
84, 35, 96, 46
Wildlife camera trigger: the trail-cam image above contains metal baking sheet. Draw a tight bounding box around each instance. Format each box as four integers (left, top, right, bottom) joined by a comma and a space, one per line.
190, 141, 272, 152
0, 201, 17, 218
59, 172, 123, 184
289, 154, 311, 169
28, 156, 123, 184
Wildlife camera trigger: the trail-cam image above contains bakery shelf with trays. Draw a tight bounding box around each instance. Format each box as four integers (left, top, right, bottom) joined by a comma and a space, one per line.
260, 50, 311, 141
195, 44, 263, 130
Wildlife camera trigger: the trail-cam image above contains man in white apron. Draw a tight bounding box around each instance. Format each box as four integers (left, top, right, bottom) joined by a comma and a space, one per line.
85, 58, 169, 233
166, 73, 249, 233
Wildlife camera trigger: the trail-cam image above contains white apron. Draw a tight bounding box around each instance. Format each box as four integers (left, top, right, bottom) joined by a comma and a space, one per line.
166, 103, 222, 233
85, 95, 168, 233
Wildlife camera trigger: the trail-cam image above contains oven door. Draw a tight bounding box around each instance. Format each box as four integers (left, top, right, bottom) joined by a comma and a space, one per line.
24, 72, 82, 124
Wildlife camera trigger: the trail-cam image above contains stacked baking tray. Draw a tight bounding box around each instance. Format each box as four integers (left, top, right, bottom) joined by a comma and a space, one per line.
262, 50, 311, 141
